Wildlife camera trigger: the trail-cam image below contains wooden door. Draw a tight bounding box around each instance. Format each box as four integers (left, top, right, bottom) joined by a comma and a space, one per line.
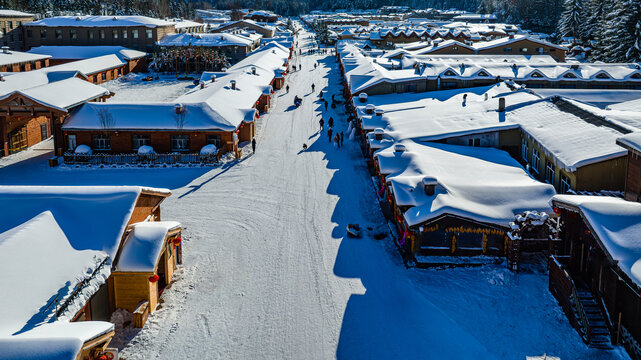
8, 126, 27, 154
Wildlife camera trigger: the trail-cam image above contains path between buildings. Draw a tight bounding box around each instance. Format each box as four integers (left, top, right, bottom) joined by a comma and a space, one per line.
117, 30, 494, 359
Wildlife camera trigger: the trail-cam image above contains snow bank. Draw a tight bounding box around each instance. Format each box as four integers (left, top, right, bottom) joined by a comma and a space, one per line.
74, 144, 92, 154
138, 145, 155, 155
200, 144, 218, 155
116, 221, 181, 272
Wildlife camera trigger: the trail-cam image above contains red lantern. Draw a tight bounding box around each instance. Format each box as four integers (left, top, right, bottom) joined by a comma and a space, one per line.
148, 274, 159, 283
172, 237, 182, 246
553, 207, 562, 215
585, 230, 591, 235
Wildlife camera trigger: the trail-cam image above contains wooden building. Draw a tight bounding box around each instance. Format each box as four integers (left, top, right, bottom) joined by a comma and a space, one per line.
0, 46, 50, 72
0, 185, 181, 331
550, 195, 641, 355
616, 132, 641, 202
472, 35, 567, 62
374, 140, 554, 259
23, 15, 179, 52
212, 19, 276, 38
0, 9, 34, 50
27, 45, 147, 71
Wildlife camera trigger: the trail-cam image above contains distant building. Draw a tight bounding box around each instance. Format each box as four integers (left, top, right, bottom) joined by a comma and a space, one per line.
211, 20, 276, 38
157, 32, 261, 63
245, 10, 279, 23
22, 15, 203, 52
0, 10, 34, 50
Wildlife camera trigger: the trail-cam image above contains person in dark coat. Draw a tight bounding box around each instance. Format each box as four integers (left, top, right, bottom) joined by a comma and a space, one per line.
328, 128, 333, 142
328, 117, 334, 128
324, 100, 328, 111
252, 138, 256, 153
340, 131, 344, 147
286, 84, 289, 93
319, 118, 324, 130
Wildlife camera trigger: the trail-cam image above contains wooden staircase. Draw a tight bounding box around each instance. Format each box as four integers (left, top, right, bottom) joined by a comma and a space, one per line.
573, 290, 613, 349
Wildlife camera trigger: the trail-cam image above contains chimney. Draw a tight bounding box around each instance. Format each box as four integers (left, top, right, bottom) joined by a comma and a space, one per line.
1, 46, 9, 54
365, 104, 375, 114
358, 93, 368, 103
200, 82, 205, 89
211, 74, 216, 82
394, 143, 406, 153
175, 103, 184, 114
251, 66, 256, 75
498, 97, 505, 112
230, 80, 237, 90
422, 176, 438, 196
375, 108, 384, 116
374, 128, 384, 140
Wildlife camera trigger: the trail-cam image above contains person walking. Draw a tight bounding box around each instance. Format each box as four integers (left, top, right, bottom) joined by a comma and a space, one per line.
299, 64, 301, 71
324, 100, 328, 111
286, 84, 289, 93
311, 83, 315, 92
251, 138, 256, 153
319, 118, 324, 131
328, 127, 333, 143
333, 133, 339, 149
328, 117, 334, 128
340, 131, 344, 147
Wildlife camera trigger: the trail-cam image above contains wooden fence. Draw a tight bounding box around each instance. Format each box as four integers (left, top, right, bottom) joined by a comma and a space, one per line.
63, 152, 220, 166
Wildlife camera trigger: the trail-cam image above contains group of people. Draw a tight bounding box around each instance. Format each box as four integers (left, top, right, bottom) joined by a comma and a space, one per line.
319, 115, 344, 149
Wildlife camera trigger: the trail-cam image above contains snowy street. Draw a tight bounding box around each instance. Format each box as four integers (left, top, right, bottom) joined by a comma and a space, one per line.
0, 30, 629, 359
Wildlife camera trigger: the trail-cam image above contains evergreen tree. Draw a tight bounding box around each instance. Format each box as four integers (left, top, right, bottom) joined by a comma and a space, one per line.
557, 0, 584, 40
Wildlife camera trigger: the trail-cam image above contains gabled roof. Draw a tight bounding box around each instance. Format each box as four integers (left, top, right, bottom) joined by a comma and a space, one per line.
472, 35, 566, 51
116, 221, 182, 272
0, 50, 50, 67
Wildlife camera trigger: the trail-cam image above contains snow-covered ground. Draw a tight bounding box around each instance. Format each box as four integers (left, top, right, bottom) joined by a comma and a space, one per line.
0, 29, 630, 359
102, 73, 197, 102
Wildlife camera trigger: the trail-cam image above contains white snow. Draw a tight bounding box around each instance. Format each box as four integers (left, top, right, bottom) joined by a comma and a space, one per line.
28, 46, 146, 60
158, 33, 254, 47
0, 211, 108, 336
0, 26, 629, 360
376, 141, 555, 227
102, 75, 196, 103
138, 145, 156, 155
74, 144, 92, 154
0, 50, 50, 67
116, 221, 181, 272
200, 144, 218, 155
552, 195, 641, 288
27, 15, 175, 28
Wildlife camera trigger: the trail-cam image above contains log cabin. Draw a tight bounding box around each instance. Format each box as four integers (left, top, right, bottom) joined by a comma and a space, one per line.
550, 195, 641, 356
0, 47, 50, 72
0, 185, 181, 334
374, 140, 554, 259
26, 45, 147, 72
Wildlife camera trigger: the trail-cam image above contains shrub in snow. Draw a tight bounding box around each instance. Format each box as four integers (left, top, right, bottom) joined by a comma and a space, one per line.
110, 308, 133, 328
74, 145, 92, 155
200, 144, 218, 155
138, 145, 156, 155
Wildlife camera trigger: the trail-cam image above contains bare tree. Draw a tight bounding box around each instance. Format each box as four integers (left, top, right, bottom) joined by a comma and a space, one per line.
97, 108, 115, 129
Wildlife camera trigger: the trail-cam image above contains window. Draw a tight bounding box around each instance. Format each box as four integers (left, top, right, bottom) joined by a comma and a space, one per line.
40, 123, 47, 141
206, 135, 221, 148
89, 30, 94, 39
545, 160, 555, 184
92, 134, 111, 150
101, 72, 106, 81
171, 134, 189, 151
100, 29, 105, 39
443, 70, 456, 76
563, 72, 577, 78
596, 73, 610, 79
8, 21, 12, 29
146, 29, 153, 39
503, 47, 512, 52
67, 134, 77, 150
532, 148, 540, 174
40, 28, 47, 38
112, 29, 119, 39
560, 173, 571, 194
70, 29, 77, 39
477, 70, 489, 76
132, 134, 150, 150
55, 29, 62, 39
521, 138, 529, 161
132, 29, 138, 39
530, 71, 543, 78
519, 47, 528, 52
26, 29, 32, 38
537, 47, 544, 53
467, 138, 481, 147
122, 29, 127, 39
452, 46, 458, 50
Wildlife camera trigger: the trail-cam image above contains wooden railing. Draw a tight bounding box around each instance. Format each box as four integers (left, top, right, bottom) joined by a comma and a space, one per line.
549, 255, 590, 343
63, 152, 220, 165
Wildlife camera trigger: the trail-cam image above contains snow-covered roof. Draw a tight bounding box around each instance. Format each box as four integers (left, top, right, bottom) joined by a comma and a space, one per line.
116, 221, 181, 272
472, 35, 566, 51
27, 46, 146, 60
0, 186, 170, 258
412, 40, 475, 55
0, 50, 50, 67
26, 15, 174, 28
529, 89, 641, 109
158, 32, 253, 47
0, 10, 33, 17
64, 101, 249, 132
1, 322, 114, 360
45, 54, 131, 75
0, 211, 108, 336
552, 195, 641, 287
358, 83, 630, 171
170, 18, 203, 30
376, 141, 555, 227
402, 54, 557, 66
17, 77, 110, 111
